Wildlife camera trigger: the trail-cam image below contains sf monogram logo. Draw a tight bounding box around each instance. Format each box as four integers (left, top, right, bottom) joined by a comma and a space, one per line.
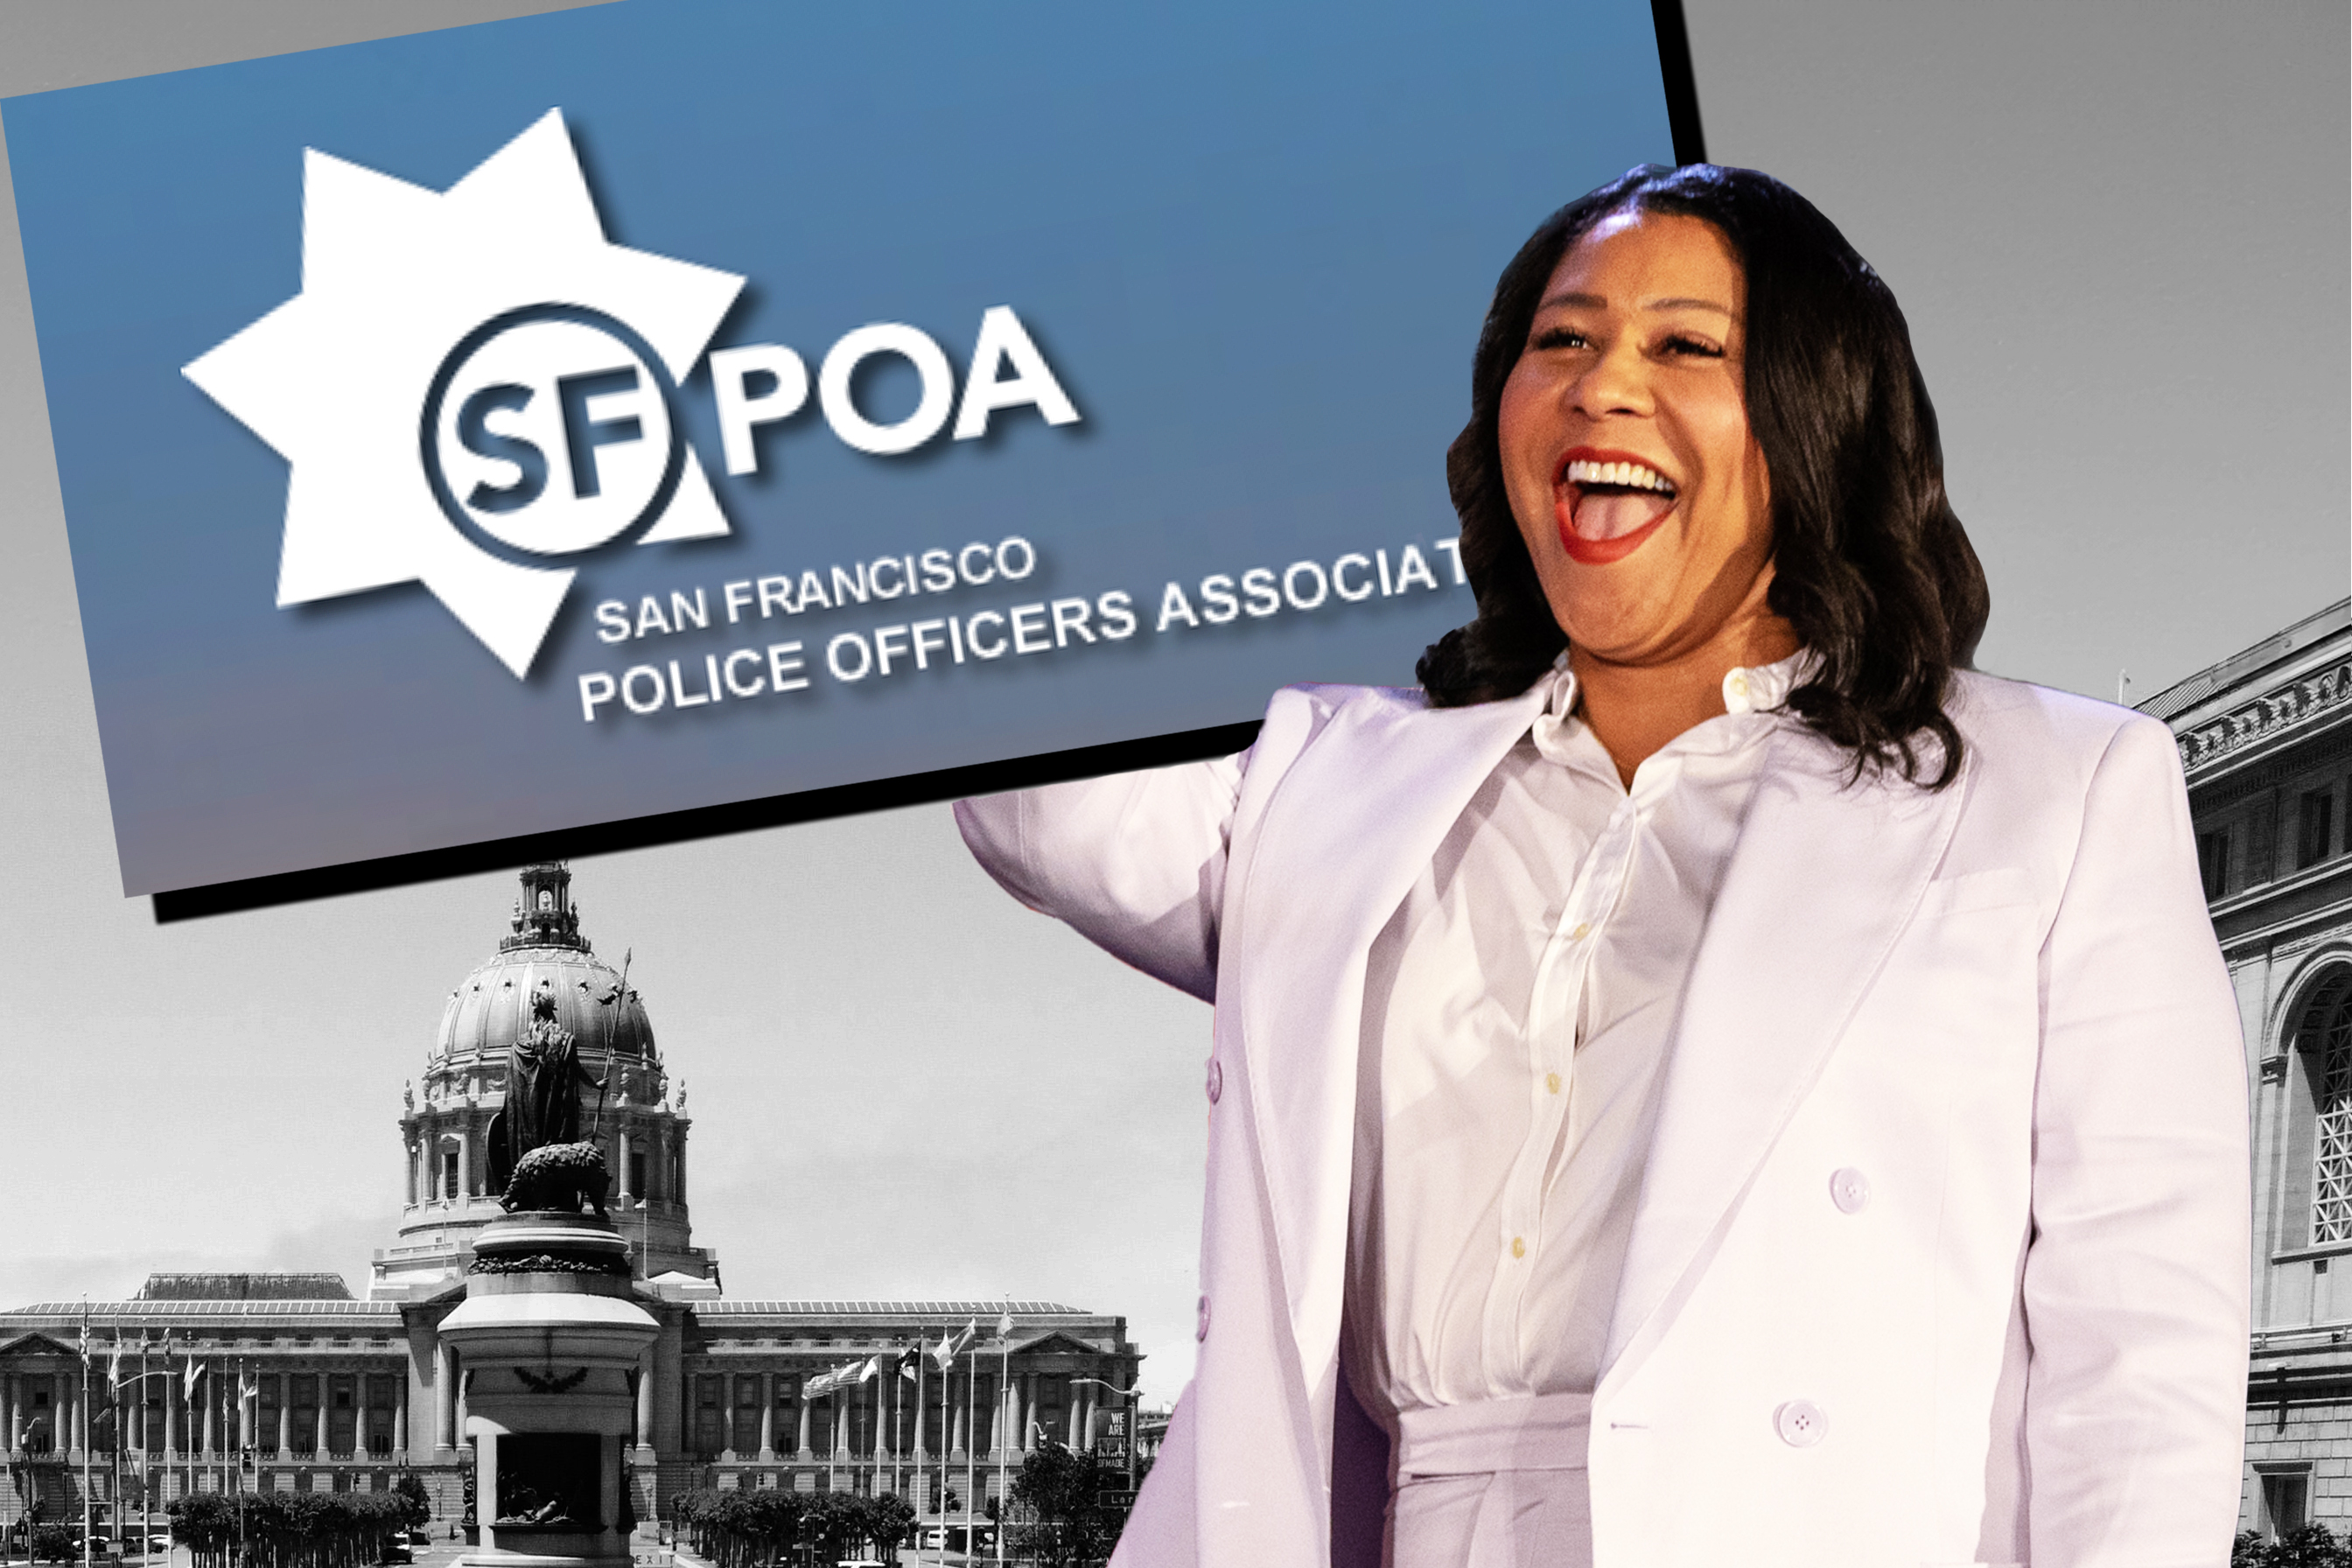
185, 110, 741, 676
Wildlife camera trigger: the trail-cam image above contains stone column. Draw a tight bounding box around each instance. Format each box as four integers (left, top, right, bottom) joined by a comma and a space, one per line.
614, 1124, 631, 1201
833, 1396, 848, 1460
758, 1374, 774, 1461
240, 1382, 255, 1452
720, 1378, 737, 1460
949, 1377, 966, 1460
1020, 1376, 1037, 1453
634, 1349, 654, 1451
313, 1378, 328, 1457
435, 1348, 455, 1453
201, 1381, 216, 1457
276, 1376, 291, 1454
794, 1390, 811, 1461
357, 1372, 373, 1456
392, 1376, 407, 1454
165, 1377, 181, 1457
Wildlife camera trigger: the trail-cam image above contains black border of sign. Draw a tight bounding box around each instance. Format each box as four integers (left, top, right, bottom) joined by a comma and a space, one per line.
150, 4, 1709, 924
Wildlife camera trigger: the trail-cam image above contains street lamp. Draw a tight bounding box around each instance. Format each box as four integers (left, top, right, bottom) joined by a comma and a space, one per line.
1067, 1380, 1144, 1500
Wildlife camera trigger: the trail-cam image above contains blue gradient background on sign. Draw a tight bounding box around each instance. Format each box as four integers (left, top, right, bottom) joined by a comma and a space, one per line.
5, 0, 1674, 895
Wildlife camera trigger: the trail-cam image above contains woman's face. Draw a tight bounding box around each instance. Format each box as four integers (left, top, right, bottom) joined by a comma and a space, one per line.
1497, 208, 1777, 668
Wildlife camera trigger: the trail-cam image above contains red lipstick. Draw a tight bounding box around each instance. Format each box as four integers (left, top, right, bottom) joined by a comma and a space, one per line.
1553, 445, 1676, 566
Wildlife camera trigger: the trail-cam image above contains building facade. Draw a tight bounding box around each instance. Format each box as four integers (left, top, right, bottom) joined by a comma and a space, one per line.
2144, 598, 2352, 1542
0, 863, 1139, 1533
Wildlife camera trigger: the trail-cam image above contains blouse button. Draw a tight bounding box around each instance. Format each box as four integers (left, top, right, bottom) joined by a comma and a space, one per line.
1774, 1400, 1826, 1447
1205, 1058, 1223, 1105
1829, 1167, 1871, 1214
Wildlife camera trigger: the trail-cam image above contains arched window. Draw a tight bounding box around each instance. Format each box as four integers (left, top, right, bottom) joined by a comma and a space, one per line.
2301, 975, 2352, 1244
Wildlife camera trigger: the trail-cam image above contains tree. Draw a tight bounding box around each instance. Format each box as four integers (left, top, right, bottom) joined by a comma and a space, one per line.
859, 1494, 915, 1560
1008, 1439, 1120, 1568
2235, 1523, 2352, 1567
29, 1524, 74, 1564
390, 1475, 431, 1533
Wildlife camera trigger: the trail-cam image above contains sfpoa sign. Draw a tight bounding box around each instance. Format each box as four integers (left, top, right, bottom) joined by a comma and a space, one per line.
6, 0, 1679, 900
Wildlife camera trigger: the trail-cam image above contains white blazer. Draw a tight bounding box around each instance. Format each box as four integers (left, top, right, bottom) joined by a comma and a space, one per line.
955, 669, 2250, 1568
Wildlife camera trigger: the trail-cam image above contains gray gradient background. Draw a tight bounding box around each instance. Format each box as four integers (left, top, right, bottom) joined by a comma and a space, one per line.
1, 2, 2343, 1404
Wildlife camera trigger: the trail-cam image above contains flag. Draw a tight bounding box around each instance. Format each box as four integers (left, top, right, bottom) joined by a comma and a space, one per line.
108, 1340, 122, 1396
996, 1310, 1015, 1340
184, 1360, 205, 1400
240, 1367, 260, 1408
931, 1320, 977, 1370
802, 1357, 871, 1399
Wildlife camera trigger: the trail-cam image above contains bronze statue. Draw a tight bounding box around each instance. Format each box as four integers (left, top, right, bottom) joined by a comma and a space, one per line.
486, 983, 606, 1196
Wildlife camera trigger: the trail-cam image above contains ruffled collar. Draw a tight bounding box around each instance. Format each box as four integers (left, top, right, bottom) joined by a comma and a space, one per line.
1530, 648, 1816, 766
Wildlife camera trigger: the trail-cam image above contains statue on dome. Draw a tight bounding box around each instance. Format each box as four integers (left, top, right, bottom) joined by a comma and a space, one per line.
486, 982, 608, 1197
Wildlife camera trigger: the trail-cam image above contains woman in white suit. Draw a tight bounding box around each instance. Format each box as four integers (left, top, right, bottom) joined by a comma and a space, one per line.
956, 165, 2249, 1568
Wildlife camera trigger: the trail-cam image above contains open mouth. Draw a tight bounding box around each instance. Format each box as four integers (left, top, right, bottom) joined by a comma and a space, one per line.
1555, 449, 1678, 564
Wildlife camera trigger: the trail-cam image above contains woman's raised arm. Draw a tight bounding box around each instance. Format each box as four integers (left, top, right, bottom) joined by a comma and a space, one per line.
953, 752, 1248, 1004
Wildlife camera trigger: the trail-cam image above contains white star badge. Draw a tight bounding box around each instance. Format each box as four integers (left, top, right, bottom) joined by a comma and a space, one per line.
185, 109, 745, 677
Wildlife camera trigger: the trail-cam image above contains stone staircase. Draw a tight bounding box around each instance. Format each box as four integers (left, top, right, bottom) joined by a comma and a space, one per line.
2, 1460, 81, 1524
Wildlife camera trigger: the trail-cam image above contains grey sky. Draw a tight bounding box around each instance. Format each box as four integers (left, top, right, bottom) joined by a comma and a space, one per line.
0, 1, 2343, 1406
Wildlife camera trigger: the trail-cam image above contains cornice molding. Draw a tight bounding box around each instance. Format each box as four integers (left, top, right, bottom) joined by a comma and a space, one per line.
2179, 656, 2352, 780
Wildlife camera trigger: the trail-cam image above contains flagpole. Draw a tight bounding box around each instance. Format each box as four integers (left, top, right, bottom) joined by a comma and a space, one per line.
995, 1306, 1009, 1568
80, 1303, 93, 1568
961, 1342, 973, 1568
929, 1334, 942, 1568
139, 1336, 149, 1568
938, 1341, 948, 1568
912, 1348, 925, 1554
181, 1349, 192, 1521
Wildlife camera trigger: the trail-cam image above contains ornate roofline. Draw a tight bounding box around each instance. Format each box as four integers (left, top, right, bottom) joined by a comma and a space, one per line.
2146, 598, 2352, 782
2174, 656, 2352, 780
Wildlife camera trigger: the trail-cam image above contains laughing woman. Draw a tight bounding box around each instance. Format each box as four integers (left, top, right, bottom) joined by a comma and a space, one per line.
956, 164, 2249, 1568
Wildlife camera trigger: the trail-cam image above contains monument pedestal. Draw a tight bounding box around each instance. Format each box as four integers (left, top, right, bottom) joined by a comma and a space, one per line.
438, 1213, 656, 1568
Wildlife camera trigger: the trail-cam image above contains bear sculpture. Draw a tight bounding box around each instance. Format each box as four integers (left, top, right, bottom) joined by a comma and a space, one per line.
500, 1140, 611, 1219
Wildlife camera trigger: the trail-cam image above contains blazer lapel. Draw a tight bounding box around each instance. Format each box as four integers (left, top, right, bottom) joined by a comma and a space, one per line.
1234, 682, 1550, 1384
1600, 724, 1970, 1382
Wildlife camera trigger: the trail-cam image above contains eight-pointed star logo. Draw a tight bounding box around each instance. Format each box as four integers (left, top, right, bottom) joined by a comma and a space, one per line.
183, 108, 744, 677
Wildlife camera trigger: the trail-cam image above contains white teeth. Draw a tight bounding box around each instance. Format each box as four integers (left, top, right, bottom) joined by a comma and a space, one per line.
1564, 458, 1674, 494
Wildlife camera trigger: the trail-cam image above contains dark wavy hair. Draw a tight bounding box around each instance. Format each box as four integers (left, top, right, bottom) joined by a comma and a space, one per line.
1417, 164, 1989, 788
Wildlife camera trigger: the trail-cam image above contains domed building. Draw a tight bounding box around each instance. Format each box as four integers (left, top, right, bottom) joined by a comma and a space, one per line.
0, 863, 1142, 1538
373, 860, 715, 1293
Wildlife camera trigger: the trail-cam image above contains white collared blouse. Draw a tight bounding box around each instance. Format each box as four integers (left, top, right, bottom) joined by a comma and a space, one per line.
1344, 649, 1812, 1415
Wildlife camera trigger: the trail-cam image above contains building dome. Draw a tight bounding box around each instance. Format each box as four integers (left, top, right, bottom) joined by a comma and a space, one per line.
431, 863, 657, 1066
